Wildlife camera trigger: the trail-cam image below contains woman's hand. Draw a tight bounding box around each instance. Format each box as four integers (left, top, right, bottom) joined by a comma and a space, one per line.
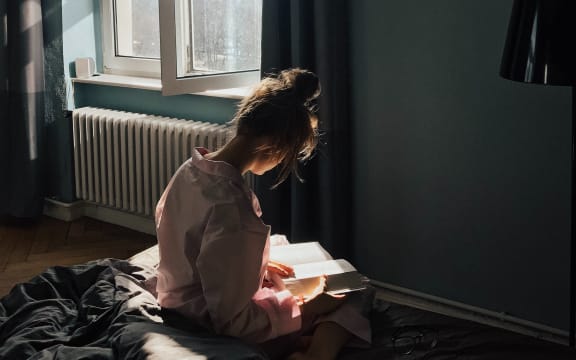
263, 271, 286, 290
299, 275, 346, 316
267, 260, 295, 278
264, 261, 293, 290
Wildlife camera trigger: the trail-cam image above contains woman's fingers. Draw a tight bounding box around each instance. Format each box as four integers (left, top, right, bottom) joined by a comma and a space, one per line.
267, 261, 295, 277
266, 271, 286, 290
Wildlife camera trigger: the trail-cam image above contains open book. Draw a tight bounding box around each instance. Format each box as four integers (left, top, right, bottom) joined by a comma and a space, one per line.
268, 242, 367, 298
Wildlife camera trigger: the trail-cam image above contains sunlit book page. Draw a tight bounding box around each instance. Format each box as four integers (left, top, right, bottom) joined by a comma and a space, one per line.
269, 242, 333, 265
269, 243, 367, 297
292, 259, 356, 278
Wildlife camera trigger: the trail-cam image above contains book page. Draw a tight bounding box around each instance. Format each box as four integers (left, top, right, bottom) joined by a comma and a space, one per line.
325, 272, 367, 295
283, 277, 324, 298
269, 242, 333, 266
283, 272, 366, 297
269, 242, 367, 297
292, 259, 357, 279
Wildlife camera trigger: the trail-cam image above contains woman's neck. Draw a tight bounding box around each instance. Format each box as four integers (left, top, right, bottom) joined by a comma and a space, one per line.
203, 136, 256, 175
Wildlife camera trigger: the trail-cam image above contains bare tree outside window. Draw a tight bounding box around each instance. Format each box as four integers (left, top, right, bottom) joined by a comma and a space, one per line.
115, 0, 161, 59
131, 0, 160, 58
107, 0, 261, 82
179, 0, 261, 75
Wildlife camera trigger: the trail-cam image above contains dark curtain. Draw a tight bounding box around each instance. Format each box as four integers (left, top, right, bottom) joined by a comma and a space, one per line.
0, 0, 47, 221
256, 0, 353, 259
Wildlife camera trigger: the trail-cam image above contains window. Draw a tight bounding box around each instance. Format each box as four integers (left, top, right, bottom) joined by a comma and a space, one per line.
101, 0, 262, 95
101, 0, 161, 77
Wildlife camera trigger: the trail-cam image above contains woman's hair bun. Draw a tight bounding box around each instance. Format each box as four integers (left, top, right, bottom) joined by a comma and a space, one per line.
280, 68, 321, 103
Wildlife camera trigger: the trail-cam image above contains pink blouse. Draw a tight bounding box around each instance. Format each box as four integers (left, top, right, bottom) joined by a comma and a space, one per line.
155, 148, 301, 343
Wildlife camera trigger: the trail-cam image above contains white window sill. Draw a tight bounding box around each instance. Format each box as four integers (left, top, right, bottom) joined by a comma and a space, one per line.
72, 74, 250, 100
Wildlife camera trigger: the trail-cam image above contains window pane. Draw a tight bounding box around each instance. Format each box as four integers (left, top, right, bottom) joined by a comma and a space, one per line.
175, 0, 262, 77
115, 0, 160, 59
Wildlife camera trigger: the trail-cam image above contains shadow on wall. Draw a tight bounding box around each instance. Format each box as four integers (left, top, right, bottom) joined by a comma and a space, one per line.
61, 0, 103, 75
60, 0, 98, 32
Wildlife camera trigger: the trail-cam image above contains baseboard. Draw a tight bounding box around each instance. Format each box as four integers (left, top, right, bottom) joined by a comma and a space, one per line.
43, 198, 85, 222
43, 198, 156, 236
371, 279, 568, 346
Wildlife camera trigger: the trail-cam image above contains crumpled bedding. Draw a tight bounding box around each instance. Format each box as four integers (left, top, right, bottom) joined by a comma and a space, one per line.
0, 259, 267, 359
1, 256, 575, 360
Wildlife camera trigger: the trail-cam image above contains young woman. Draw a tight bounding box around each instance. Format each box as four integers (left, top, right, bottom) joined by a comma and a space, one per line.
154, 68, 370, 360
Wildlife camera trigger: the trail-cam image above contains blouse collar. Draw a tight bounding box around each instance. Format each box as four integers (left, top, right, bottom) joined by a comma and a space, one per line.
191, 147, 252, 195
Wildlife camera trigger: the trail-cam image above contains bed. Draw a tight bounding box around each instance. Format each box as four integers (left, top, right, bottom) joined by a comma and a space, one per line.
1, 245, 575, 359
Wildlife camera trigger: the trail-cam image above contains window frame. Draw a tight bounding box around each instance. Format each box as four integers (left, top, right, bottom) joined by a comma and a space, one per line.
158, 0, 261, 96
100, 0, 261, 95
100, 0, 161, 78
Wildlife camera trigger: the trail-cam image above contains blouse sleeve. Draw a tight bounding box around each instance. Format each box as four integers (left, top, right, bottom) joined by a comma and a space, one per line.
196, 203, 302, 343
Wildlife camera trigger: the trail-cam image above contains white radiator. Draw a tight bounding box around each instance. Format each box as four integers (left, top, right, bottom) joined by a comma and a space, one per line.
72, 107, 238, 217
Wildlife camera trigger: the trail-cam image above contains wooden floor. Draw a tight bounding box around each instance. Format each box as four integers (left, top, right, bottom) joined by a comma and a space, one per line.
0, 216, 157, 297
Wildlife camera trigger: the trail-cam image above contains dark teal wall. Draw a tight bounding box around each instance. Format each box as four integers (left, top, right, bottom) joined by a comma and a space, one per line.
73, 84, 237, 124
350, 0, 571, 330
62, 0, 98, 110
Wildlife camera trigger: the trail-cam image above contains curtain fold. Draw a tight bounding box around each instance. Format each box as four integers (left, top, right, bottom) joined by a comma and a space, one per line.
257, 0, 353, 259
0, 0, 47, 220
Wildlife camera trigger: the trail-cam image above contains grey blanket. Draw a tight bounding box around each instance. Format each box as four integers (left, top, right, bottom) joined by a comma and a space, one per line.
0, 259, 267, 359
2, 258, 575, 359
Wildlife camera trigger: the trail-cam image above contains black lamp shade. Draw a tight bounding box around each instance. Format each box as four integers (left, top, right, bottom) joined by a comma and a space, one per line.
500, 0, 576, 85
